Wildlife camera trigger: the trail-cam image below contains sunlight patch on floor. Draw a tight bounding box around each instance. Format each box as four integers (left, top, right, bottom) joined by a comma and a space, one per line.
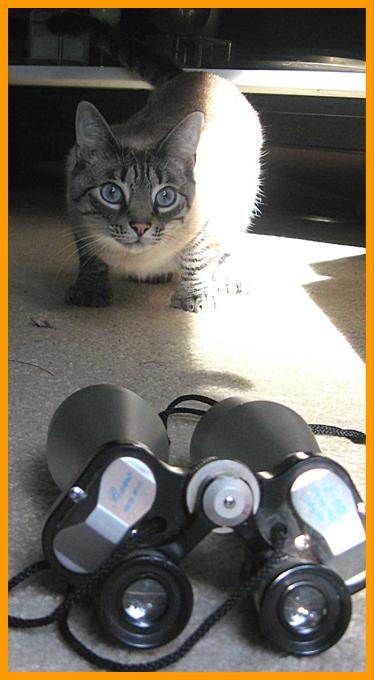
188, 235, 365, 407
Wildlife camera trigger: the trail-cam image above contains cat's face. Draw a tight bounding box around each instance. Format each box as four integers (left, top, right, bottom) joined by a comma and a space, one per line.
69, 102, 204, 255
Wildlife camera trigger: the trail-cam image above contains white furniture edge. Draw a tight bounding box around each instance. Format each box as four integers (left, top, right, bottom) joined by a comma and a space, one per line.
9, 65, 366, 98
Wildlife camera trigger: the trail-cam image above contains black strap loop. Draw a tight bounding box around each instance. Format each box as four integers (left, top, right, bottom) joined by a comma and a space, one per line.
309, 424, 366, 444
8, 560, 68, 628
8, 559, 49, 591
162, 394, 217, 410
159, 394, 217, 427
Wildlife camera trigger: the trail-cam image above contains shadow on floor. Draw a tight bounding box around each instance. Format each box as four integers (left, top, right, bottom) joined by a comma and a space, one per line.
303, 254, 365, 362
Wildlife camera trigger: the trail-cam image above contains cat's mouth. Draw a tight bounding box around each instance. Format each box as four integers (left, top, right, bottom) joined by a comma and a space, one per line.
108, 223, 163, 253
111, 235, 154, 254
121, 240, 147, 250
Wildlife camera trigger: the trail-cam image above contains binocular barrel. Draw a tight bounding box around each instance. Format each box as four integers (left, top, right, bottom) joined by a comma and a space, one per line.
46, 384, 170, 490
190, 397, 321, 471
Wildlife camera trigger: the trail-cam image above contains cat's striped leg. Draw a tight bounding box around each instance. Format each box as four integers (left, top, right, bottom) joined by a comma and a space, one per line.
65, 236, 112, 307
171, 234, 251, 312
171, 234, 220, 313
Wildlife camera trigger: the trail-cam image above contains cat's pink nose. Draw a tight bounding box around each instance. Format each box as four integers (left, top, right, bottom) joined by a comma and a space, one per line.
130, 223, 151, 237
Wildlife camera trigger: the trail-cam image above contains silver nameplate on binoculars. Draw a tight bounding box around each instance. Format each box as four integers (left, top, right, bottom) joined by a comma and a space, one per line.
290, 468, 365, 585
53, 457, 157, 573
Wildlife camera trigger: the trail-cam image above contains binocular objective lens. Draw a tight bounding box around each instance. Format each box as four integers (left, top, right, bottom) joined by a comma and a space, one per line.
282, 585, 328, 633
122, 578, 168, 627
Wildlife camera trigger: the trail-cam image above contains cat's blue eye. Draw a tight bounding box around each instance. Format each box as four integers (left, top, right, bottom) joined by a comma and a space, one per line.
155, 187, 177, 208
100, 182, 123, 204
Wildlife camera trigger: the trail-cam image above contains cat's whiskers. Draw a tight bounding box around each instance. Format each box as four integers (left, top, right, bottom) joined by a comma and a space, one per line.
52, 226, 81, 259
53, 235, 108, 289
70, 236, 107, 269
54, 237, 97, 276
55, 234, 97, 258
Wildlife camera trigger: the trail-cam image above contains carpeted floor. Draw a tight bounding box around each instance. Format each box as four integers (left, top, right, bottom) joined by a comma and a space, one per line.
8, 185, 366, 672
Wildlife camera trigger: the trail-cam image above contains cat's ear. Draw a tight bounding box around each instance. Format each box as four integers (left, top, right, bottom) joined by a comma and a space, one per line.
75, 101, 119, 159
159, 112, 204, 163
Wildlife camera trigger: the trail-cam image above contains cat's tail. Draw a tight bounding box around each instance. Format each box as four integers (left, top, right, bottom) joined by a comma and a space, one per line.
47, 12, 182, 87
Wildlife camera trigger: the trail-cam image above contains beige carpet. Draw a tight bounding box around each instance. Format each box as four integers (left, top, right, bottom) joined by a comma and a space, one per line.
9, 187, 366, 671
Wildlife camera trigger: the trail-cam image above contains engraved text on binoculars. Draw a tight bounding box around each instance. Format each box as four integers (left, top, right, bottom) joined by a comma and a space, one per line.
109, 472, 144, 513
303, 485, 348, 524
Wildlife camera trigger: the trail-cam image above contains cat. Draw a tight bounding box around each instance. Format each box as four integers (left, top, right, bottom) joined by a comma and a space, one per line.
59, 16, 263, 312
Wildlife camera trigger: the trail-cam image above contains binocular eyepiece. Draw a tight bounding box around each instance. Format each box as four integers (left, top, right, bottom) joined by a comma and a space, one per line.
43, 384, 366, 657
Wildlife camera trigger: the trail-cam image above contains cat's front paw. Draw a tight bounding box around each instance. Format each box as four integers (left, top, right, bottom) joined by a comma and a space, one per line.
171, 291, 216, 313
65, 281, 113, 307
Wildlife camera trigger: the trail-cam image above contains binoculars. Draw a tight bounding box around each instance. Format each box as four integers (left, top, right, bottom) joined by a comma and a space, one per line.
43, 384, 366, 657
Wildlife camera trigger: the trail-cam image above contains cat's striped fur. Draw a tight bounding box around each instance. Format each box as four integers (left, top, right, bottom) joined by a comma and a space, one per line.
64, 23, 263, 312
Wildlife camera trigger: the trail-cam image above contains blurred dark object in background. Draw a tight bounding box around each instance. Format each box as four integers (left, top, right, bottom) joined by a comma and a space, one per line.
28, 9, 90, 65
147, 9, 219, 35
8, 8, 365, 67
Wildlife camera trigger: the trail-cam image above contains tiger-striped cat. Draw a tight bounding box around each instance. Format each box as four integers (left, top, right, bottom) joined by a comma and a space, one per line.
63, 20, 263, 312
